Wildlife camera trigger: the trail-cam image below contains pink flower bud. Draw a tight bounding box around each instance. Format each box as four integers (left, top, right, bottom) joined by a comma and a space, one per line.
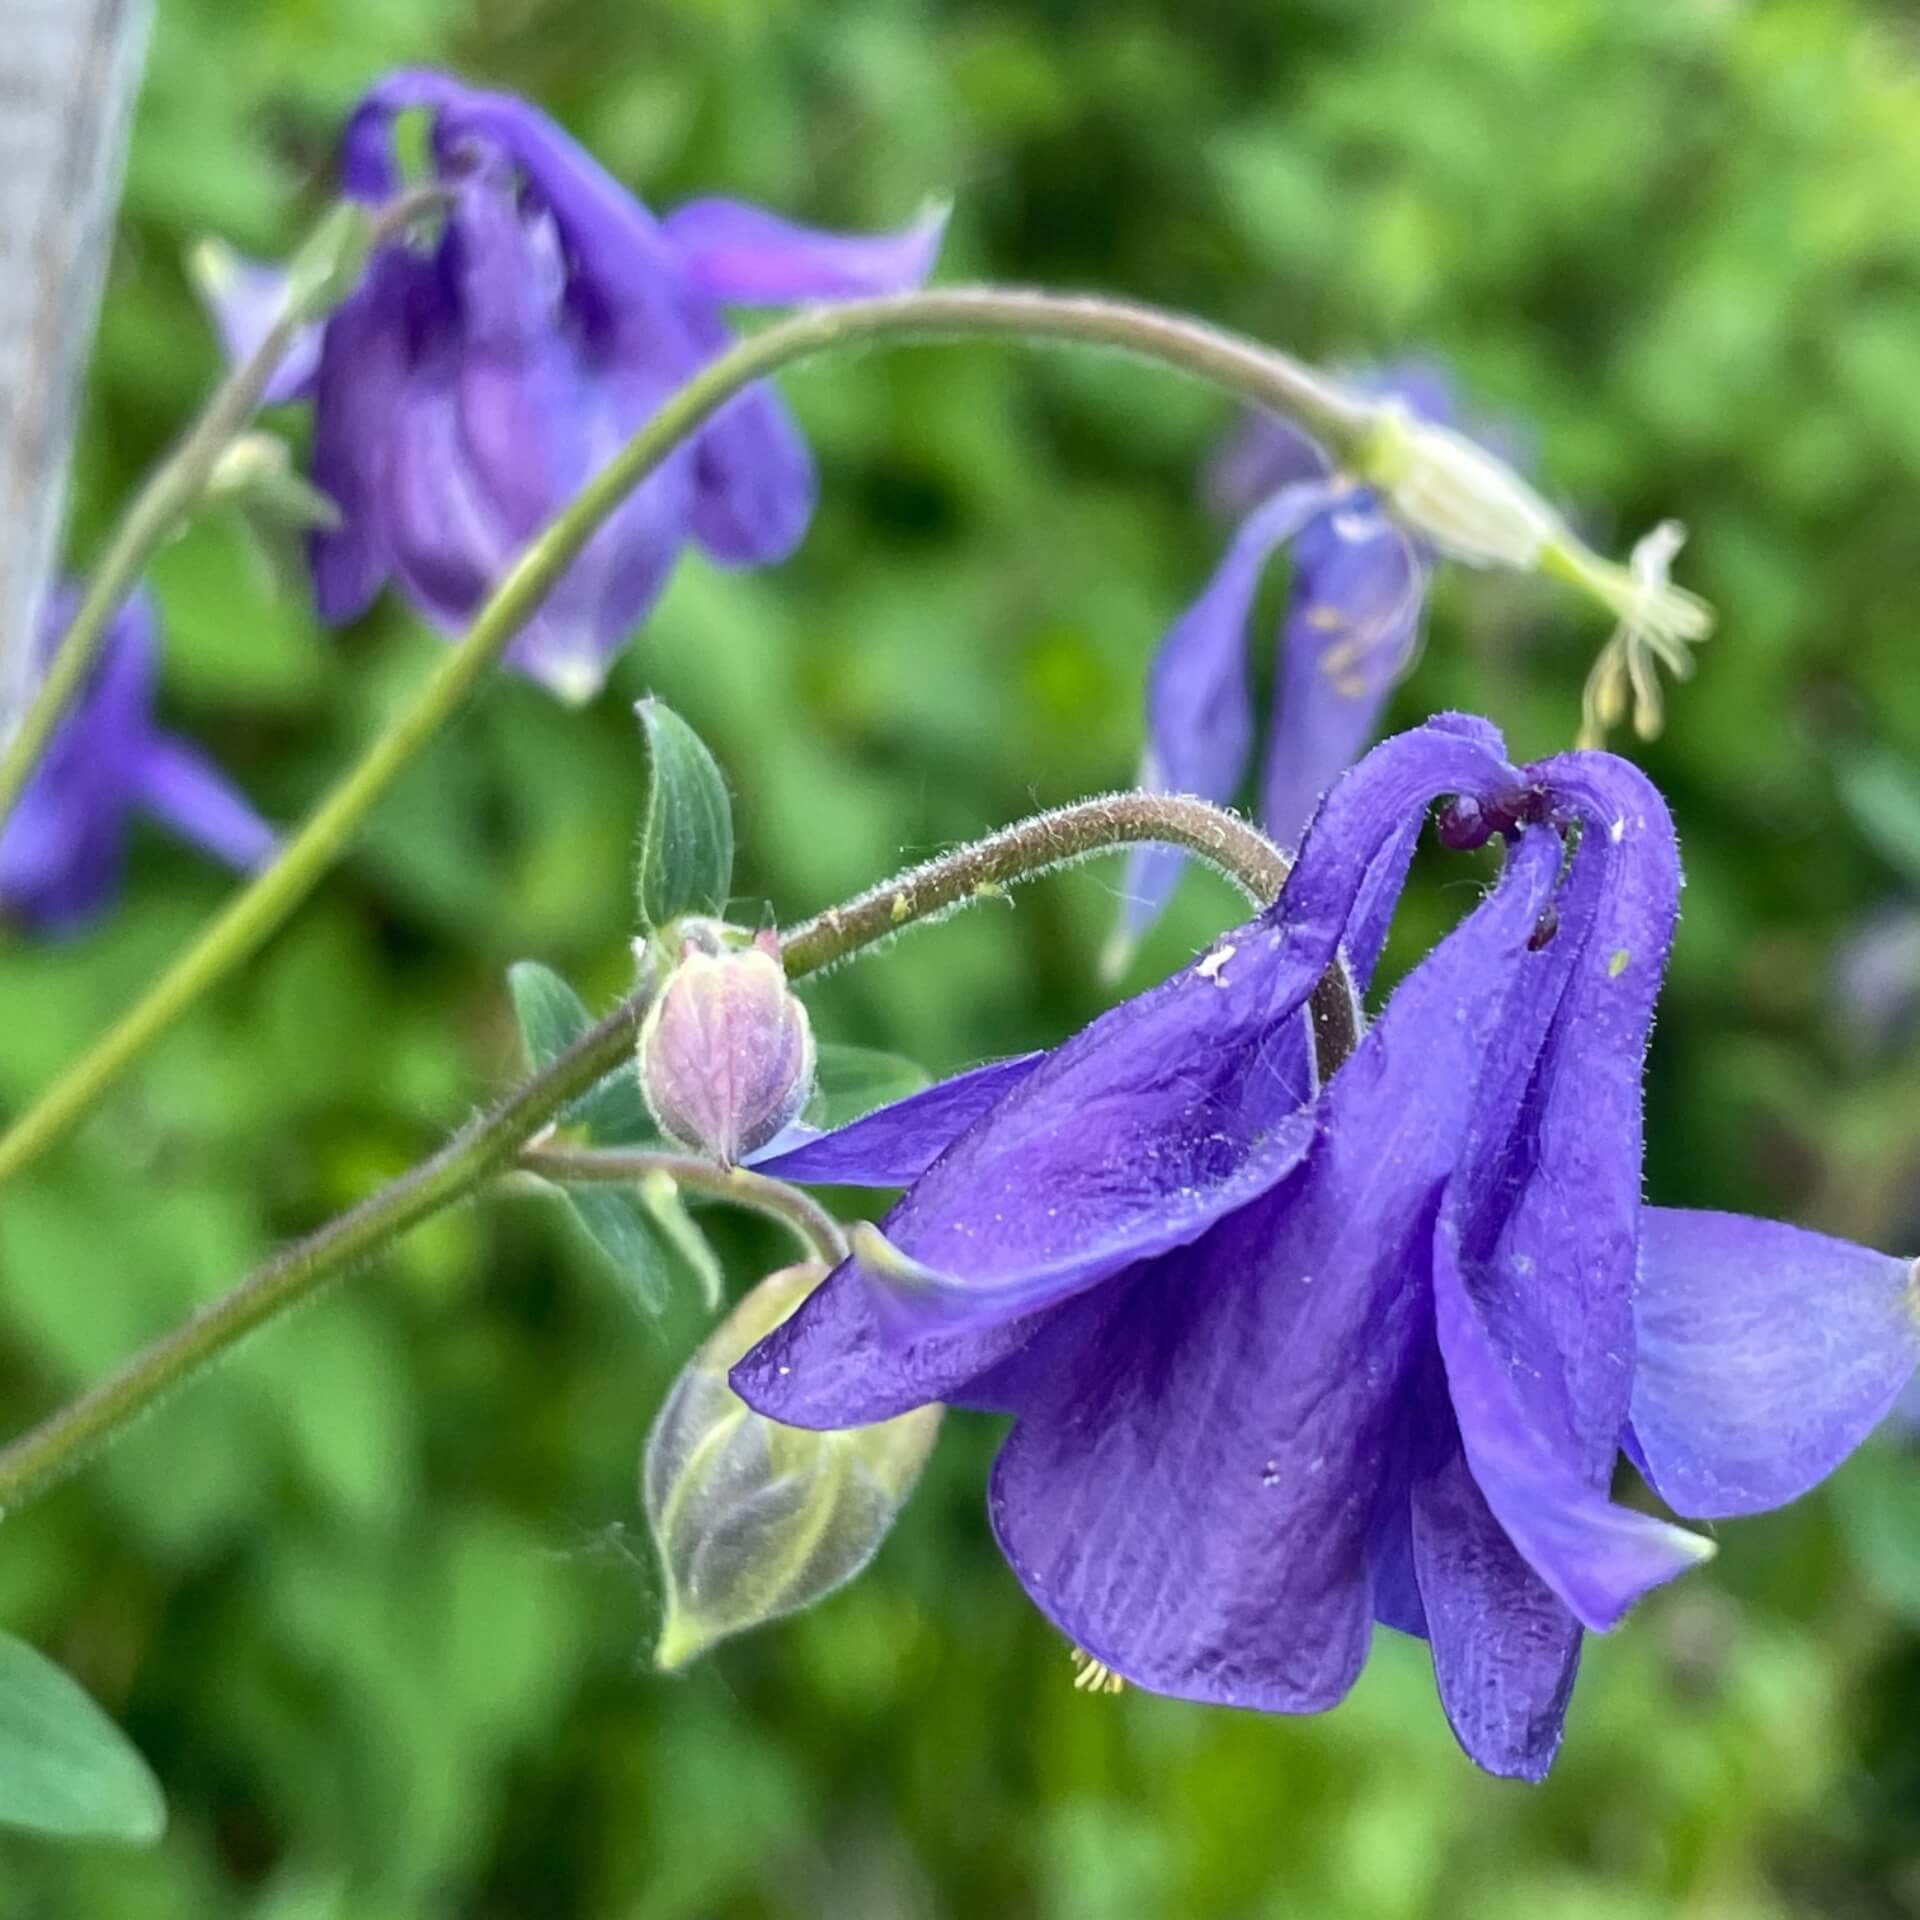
638, 928, 814, 1165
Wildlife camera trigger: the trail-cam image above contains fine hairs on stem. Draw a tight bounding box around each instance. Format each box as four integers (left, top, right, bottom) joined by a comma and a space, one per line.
0, 288, 1377, 1191
0, 790, 1330, 1518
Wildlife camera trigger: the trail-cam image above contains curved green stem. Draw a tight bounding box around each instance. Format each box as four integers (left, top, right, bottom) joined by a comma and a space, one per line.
0, 789, 1298, 1515
0, 289, 1374, 1188
521, 1145, 850, 1266
0, 190, 447, 829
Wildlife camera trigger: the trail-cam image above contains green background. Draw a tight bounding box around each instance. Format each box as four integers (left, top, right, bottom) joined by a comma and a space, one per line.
6, 0, 1920, 1912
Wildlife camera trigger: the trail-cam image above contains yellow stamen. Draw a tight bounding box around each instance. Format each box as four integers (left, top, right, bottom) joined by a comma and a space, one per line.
1069, 1648, 1127, 1695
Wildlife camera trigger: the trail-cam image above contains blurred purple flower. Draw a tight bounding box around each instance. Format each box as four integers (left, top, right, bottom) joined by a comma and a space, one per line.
201, 71, 946, 702
742, 717, 1919, 1779
1115, 364, 1458, 956
1, 587, 276, 934
1832, 905, 1920, 1059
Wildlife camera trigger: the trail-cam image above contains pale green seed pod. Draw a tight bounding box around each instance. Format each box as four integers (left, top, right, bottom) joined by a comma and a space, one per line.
643, 1263, 941, 1670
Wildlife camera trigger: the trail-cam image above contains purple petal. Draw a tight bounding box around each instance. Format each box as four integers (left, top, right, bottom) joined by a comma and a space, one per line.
378, 308, 691, 698
1629, 1208, 1920, 1519
1119, 480, 1344, 938
422, 83, 702, 359
736, 925, 1323, 1429
1362, 358, 1456, 429
446, 168, 578, 542
130, 735, 276, 872
381, 345, 519, 628
850, 1104, 1317, 1343
1410, 1403, 1583, 1782
1205, 411, 1334, 520
1456, 751, 1681, 1486
980, 819, 1566, 1709
746, 1053, 1046, 1186
1423, 766, 1707, 1633
1430, 1218, 1712, 1633
1260, 504, 1427, 851
308, 247, 419, 624
0, 588, 159, 933
661, 197, 949, 305
189, 244, 319, 404
686, 383, 819, 569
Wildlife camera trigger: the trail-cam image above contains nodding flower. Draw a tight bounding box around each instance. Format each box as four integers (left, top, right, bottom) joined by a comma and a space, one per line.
741, 717, 1916, 1780
196, 70, 947, 702
1112, 364, 1454, 971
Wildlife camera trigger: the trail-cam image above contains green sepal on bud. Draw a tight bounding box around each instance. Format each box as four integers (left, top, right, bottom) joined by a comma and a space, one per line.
644, 1264, 941, 1670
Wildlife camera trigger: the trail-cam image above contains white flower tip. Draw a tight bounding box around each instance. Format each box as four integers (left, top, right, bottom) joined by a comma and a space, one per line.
538, 652, 608, 707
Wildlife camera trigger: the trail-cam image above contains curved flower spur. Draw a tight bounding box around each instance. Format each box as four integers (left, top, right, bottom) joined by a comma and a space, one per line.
734, 718, 1920, 1780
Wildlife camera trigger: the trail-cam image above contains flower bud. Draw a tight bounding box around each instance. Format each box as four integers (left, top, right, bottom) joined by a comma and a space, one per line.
643, 1264, 941, 1669
638, 926, 815, 1166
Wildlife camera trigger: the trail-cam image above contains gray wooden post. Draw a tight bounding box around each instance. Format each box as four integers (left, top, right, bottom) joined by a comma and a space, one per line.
0, 0, 151, 734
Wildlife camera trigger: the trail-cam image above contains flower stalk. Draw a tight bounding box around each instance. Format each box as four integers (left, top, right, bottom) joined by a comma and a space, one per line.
0, 789, 1301, 1517
521, 1144, 850, 1266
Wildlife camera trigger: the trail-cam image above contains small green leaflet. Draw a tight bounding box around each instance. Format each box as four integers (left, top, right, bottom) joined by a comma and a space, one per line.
0, 1632, 166, 1845
634, 699, 734, 933
562, 1184, 675, 1315
506, 960, 657, 1143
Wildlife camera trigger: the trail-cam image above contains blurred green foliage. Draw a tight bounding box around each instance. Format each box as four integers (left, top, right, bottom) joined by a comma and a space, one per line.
5, 0, 1920, 1913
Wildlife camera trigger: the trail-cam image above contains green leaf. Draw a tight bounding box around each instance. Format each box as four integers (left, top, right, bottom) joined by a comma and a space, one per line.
561, 1185, 674, 1316
506, 960, 659, 1144
508, 960, 591, 1072
635, 699, 734, 933
806, 1044, 933, 1130
0, 1633, 166, 1845
639, 1172, 724, 1313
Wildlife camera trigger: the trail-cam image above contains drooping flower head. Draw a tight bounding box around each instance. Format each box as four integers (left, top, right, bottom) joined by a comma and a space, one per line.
0, 587, 276, 934
739, 717, 1919, 1779
199, 71, 947, 701
1114, 364, 1457, 962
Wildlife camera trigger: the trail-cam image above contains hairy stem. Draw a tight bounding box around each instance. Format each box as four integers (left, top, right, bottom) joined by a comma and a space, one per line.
0, 790, 1299, 1514
521, 1145, 850, 1266
0, 188, 447, 829
0, 288, 1375, 1188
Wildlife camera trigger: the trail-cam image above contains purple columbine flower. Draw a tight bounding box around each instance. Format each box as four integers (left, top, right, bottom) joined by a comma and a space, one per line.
1115, 365, 1464, 959
738, 717, 1920, 1779
200, 71, 947, 702
0, 587, 276, 934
